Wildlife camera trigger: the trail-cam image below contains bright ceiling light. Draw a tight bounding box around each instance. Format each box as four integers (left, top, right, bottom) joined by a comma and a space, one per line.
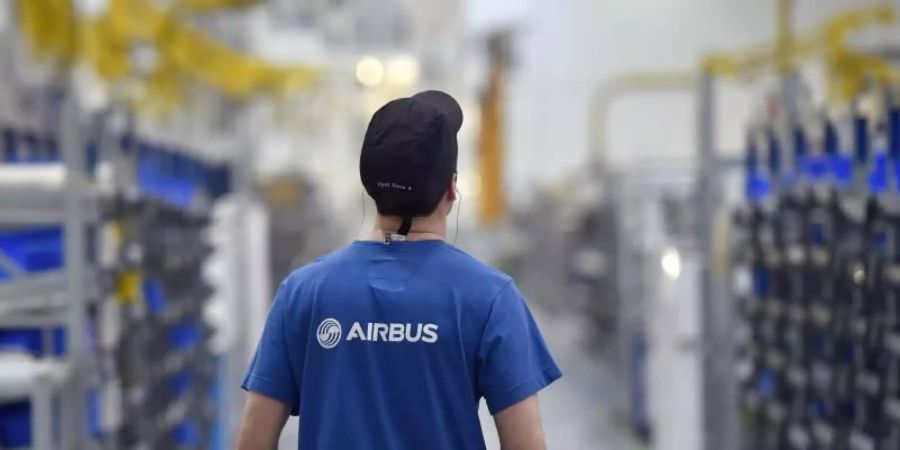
386, 54, 420, 86
661, 247, 682, 280
75, 0, 109, 18
355, 56, 385, 88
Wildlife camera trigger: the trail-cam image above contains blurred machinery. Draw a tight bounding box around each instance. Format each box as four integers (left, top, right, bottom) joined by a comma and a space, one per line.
262, 174, 345, 290
0, 1, 272, 449
0, 94, 236, 449
586, 3, 900, 450
556, 161, 617, 341
718, 5, 900, 450
732, 80, 900, 449
717, 4, 900, 450
610, 167, 701, 447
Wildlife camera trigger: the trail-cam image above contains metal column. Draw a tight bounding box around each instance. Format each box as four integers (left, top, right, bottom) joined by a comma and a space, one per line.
697, 71, 740, 450
31, 374, 55, 450
221, 107, 257, 450
61, 94, 87, 450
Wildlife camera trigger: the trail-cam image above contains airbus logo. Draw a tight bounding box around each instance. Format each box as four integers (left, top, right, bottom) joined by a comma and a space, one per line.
316, 319, 438, 349
316, 318, 342, 349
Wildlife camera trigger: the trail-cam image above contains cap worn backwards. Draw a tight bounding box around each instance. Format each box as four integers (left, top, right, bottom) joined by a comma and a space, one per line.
359, 90, 464, 219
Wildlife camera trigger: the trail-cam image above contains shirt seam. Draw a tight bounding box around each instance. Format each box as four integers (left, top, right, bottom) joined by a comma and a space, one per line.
475, 279, 515, 351
494, 363, 560, 396
473, 279, 516, 395
244, 373, 280, 385
243, 374, 300, 415
488, 364, 560, 413
278, 283, 301, 400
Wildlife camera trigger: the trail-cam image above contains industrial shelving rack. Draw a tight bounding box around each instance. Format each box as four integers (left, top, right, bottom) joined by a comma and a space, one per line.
0, 2, 256, 449
0, 102, 242, 450
0, 97, 105, 450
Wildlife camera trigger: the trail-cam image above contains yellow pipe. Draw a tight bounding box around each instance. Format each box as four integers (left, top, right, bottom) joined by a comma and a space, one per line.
703, 33, 818, 78
589, 72, 697, 166
17, 0, 324, 111
479, 65, 506, 225
823, 3, 894, 49
589, 5, 900, 164
176, 0, 261, 11
702, 4, 893, 80
822, 4, 898, 101
776, 0, 794, 74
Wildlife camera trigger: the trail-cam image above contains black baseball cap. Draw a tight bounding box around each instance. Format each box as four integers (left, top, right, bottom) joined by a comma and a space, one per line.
360, 90, 463, 228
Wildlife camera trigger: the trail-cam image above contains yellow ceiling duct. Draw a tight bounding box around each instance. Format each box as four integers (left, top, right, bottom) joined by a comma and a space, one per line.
822, 4, 899, 101
176, 0, 262, 11
700, 4, 900, 102
19, 0, 77, 62
16, 0, 324, 112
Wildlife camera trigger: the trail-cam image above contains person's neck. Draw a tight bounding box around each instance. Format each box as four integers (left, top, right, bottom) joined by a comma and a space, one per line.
370, 214, 447, 241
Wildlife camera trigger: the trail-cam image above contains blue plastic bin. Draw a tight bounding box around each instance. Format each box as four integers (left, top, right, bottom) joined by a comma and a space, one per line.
172, 420, 200, 446
143, 279, 168, 316
168, 321, 201, 351
168, 370, 194, 397
0, 227, 64, 275
0, 401, 31, 448
0, 327, 66, 356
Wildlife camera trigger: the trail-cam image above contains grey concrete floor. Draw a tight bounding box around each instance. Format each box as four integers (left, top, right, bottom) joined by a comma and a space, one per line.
478, 305, 643, 450
474, 203, 645, 450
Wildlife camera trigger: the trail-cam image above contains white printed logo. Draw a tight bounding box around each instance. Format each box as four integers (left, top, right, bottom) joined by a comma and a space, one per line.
317, 318, 342, 349
346, 322, 439, 343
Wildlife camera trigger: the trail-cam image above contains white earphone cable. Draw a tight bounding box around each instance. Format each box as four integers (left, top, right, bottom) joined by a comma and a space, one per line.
453, 189, 461, 245
356, 191, 367, 240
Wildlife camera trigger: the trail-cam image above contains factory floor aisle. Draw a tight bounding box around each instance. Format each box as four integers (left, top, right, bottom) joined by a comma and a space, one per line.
479, 306, 643, 450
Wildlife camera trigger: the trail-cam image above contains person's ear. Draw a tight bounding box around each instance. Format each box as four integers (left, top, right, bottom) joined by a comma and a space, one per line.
447, 173, 458, 202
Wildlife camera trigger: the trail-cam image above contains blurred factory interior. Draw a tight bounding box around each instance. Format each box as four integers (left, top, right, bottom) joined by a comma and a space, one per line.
3, 0, 900, 449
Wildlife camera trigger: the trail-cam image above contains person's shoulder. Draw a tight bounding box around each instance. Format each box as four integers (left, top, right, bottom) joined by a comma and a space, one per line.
436, 244, 513, 288
279, 245, 356, 287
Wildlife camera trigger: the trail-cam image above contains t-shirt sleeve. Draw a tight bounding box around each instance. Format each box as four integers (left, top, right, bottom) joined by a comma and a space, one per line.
241, 282, 300, 415
476, 281, 562, 415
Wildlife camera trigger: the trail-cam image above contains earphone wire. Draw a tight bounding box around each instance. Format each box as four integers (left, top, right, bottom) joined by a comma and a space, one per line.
452, 189, 461, 245
356, 191, 367, 240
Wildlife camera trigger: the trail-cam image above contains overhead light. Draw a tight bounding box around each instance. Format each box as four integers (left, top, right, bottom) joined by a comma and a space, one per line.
386, 54, 420, 86
457, 172, 483, 197
74, 0, 109, 18
355, 56, 384, 88
661, 247, 682, 280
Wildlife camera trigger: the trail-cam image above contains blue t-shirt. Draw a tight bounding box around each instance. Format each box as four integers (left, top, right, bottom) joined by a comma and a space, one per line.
242, 240, 561, 450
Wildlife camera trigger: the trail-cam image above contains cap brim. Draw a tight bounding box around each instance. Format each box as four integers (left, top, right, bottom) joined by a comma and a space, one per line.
413, 90, 463, 132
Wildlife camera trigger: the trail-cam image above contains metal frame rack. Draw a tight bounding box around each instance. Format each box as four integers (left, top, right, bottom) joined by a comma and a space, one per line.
0, 97, 102, 450
0, 2, 249, 449
694, 5, 898, 450
609, 165, 702, 445
695, 69, 744, 450
727, 77, 900, 450
700, 31, 900, 450
0, 100, 237, 450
